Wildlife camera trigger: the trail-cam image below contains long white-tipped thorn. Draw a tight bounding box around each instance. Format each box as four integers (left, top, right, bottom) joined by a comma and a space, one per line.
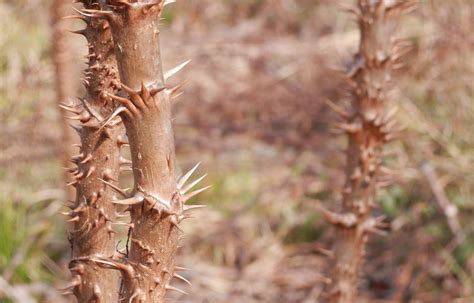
150, 194, 171, 209
183, 186, 211, 203
180, 174, 207, 195
177, 162, 200, 190
183, 205, 206, 212
173, 273, 192, 286
164, 60, 191, 82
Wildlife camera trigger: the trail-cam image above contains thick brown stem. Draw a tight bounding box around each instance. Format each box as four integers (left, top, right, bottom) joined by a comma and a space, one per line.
121, 87, 179, 302
325, 1, 415, 302
63, 1, 123, 301
51, 0, 78, 200
109, 7, 165, 90
104, 1, 195, 301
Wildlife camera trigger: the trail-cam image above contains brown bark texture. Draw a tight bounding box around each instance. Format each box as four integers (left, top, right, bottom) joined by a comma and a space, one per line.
61, 0, 124, 301
323, 1, 415, 302
74, 1, 206, 302
51, 0, 79, 200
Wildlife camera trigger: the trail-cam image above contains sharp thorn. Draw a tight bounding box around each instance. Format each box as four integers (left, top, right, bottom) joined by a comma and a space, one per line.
183, 186, 211, 202
177, 162, 201, 190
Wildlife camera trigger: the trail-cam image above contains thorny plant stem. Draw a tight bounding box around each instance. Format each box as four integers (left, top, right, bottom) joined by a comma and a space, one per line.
75, 1, 207, 301
61, 0, 124, 301
323, 1, 415, 302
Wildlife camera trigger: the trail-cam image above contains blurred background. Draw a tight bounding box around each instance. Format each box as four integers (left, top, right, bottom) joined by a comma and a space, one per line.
0, 0, 473, 302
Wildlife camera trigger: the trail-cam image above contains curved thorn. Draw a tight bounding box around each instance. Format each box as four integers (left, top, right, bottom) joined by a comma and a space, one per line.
98, 178, 129, 198
120, 82, 138, 96
59, 103, 81, 114
98, 106, 126, 132
107, 93, 132, 105
113, 194, 144, 205
173, 273, 192, 286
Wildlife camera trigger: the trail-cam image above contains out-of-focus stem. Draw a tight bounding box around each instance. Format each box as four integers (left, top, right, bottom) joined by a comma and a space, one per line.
51, 0, 78, 200
324, 1, 415, 302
